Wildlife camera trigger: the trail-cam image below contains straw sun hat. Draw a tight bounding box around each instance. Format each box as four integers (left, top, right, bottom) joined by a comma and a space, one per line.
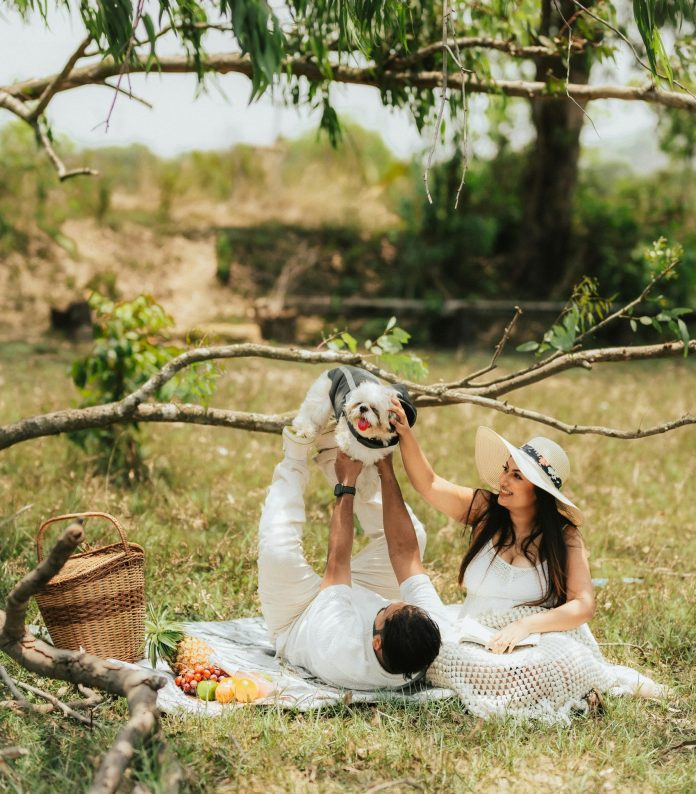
475, 426, 583, 526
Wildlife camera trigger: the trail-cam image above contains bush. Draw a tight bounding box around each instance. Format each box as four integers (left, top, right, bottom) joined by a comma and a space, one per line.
392, 151, 696, 306
70, 293, 217, 482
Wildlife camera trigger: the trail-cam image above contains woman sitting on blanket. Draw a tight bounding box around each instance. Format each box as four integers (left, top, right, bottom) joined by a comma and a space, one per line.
389, 404, 665, 722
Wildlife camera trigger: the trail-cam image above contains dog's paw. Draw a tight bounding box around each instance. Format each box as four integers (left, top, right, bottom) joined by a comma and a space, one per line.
292, 419, 319, 440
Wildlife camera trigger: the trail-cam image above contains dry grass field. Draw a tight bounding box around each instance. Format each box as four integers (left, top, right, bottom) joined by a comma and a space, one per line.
0, 341, 694, 792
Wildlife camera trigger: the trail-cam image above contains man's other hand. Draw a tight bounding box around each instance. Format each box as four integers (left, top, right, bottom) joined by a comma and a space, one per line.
335, 450, 363, 485
375, 454, 395, 477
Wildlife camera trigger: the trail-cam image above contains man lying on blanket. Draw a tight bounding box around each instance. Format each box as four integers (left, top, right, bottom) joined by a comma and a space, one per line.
258, 427, 454, 690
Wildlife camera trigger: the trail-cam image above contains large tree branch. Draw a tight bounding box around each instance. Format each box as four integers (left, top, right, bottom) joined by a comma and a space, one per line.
0, 341, 693, 452
5, 52, 696, 112
389, 35, 572, 69
456, 340, 696, 398
0, 525, 180, 794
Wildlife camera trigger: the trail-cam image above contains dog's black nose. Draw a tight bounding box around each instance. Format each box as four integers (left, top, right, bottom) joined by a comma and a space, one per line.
359, 405, 368, 413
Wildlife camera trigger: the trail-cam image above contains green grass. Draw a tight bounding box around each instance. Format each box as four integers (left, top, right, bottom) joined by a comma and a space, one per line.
1, 343, 695, 792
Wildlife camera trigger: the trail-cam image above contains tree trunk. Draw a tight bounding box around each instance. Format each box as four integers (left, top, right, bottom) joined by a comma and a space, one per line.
514, 0, 594, 297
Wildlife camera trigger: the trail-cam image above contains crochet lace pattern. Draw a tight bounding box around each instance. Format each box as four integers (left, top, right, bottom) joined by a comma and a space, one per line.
427, 605, 616, 725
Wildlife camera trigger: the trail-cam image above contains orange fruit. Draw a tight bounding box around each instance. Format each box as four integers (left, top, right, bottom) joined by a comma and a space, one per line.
233, 675, 259, 703
215, 679, 236, 704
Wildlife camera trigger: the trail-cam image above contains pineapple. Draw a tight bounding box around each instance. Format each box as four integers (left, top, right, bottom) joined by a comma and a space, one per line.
144, 604, 215, 672
174, 635, 216, 674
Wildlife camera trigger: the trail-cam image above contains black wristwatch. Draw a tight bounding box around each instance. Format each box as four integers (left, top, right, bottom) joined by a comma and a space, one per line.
334, 483, 357, 498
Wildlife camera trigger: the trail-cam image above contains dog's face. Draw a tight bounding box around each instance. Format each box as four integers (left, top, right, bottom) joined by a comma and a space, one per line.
343, 382, 398, 441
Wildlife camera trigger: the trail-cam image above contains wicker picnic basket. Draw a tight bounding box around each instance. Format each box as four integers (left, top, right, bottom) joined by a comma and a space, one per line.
35, 512, 145, 663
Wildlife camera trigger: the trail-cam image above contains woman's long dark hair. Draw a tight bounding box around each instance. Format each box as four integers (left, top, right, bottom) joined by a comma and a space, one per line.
458, 488, 577, 607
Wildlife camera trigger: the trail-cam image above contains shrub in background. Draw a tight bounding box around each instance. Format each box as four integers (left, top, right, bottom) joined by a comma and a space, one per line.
70, 293, 217, 482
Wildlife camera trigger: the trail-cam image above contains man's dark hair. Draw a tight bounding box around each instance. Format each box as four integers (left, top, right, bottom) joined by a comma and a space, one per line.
381, 605, 441, 678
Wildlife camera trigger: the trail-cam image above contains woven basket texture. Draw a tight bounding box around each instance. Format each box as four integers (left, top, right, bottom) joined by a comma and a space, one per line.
35, 514, 145, 663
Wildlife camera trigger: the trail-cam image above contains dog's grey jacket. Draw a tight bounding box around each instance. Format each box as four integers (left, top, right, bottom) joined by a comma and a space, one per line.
327, 366, 417, 449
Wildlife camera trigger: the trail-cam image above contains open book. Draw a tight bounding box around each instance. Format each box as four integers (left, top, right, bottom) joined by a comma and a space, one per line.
455, 615, 540, 648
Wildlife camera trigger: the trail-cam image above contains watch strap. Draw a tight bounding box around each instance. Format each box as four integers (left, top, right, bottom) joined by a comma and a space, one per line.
334, 483, 357, 498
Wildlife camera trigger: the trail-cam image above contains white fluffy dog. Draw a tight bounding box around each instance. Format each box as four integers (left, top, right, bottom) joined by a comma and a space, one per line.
292, 365, 417, 466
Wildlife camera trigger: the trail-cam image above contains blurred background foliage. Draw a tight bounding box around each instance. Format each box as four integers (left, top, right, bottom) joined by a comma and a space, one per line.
1, 108, 694, 311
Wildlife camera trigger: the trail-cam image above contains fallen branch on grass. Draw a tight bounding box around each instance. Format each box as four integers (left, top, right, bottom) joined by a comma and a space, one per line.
0, 525, 181, 794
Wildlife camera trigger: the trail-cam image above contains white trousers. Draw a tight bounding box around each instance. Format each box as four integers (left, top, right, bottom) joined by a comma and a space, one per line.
257, 449, 427, 640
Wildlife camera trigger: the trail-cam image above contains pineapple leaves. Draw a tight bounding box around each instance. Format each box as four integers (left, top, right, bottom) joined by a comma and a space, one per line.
144, 604, 184, 668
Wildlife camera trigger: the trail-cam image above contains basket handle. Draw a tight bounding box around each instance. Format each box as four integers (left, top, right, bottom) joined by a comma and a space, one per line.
36, 512, 130, 562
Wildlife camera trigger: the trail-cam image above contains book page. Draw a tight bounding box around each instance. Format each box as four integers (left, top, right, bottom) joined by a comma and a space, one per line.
455, 615, 540, 647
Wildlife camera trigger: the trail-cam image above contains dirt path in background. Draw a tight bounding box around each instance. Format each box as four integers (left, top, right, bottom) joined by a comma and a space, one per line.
0, 216, 250, 340
0, 167, 398, 341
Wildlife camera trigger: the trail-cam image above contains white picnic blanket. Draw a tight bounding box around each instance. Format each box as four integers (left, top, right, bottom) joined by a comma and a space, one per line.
144, 617, 455, 715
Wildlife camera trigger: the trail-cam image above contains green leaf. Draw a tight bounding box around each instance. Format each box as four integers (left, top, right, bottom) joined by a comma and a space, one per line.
516, 341, 540, 352
386, 316, 397, 331
630, 319, 637, 333
376, 335, 402, 354
390, 327, 411, 344
340, 332, 358, 354
677, 318, 690, 356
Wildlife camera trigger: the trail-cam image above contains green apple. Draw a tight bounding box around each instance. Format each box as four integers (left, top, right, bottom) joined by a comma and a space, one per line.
196, 680, 218, 701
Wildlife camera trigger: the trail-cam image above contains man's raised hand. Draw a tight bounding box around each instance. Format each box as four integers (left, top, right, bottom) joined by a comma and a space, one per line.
375, 453, 395, 477
335, 450, 363, 486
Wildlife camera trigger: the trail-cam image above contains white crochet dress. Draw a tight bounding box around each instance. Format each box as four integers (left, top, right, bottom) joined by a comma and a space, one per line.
427, 540, 663, 724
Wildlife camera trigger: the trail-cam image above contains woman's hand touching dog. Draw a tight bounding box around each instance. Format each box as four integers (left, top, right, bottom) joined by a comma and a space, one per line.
389, 397, 412, 438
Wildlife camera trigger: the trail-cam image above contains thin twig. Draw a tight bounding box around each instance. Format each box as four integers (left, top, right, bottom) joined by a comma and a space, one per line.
101, 0, 147, 132
479, 258, 679, 390
597, 642, 646, 653
0, 504, 33, 529
446, 306, 523, 386
569, 0, 696, 102
662, 739, 696, 756
101, 80, 153, 109
15, 680, 94, 725
29, 35, 92, 121
424, 0, 450, 204
447, 11, 470, 209
0, 90, 97, 181
552, 0, 600, 138
572, 257, 679, 348
33, 120, 99, 181
0, 665, 29, 707
67, 684, 104, 710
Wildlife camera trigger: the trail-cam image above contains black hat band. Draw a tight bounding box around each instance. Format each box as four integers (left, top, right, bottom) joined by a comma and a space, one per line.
521, 444, 563, 489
